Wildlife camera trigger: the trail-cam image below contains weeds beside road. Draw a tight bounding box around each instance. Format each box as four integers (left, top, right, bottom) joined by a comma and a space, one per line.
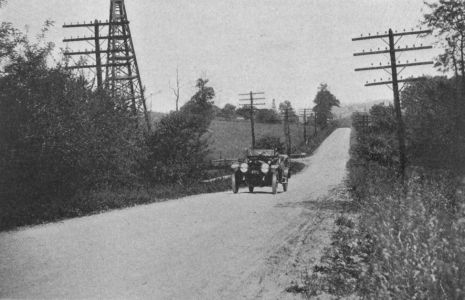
303, 108, 465, 299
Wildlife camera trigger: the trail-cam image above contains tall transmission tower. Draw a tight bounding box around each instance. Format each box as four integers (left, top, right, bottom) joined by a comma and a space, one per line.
63, 0, 150, 131
352, 28, 433, 178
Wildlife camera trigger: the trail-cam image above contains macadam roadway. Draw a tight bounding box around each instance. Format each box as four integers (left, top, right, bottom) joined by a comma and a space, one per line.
0, 128, 351, 299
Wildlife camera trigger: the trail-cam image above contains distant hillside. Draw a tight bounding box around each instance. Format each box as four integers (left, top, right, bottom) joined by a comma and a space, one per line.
332, 100, 391, 118
207, 119, 306, 160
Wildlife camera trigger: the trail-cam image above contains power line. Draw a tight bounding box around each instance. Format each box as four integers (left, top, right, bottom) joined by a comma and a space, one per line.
62, 0, 150, 132
352, 27, 433, 179
298, 108, 312, 145
281, 106, 293, 156
238, 91, 266, 150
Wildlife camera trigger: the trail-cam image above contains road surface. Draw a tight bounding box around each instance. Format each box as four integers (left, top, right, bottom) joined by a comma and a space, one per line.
0, 128, 351, 299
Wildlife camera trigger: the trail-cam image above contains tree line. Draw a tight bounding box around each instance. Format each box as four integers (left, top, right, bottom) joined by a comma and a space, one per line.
217, 84, 340, 127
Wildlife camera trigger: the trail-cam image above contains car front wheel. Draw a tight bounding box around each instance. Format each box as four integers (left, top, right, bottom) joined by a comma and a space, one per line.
282, 182, 288, 192
271, 173, 277, 194
232, 174, 238, 193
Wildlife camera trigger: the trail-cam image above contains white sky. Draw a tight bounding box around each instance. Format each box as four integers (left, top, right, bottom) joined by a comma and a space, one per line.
1, 0, 442, 112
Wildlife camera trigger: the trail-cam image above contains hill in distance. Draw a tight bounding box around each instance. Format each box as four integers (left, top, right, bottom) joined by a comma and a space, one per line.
332, 99, 391, 118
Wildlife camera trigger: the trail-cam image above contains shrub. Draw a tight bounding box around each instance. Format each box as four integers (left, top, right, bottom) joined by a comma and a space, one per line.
255, 135, 285, 152
146, 78, 216, 184
310, 107, 465, 299
255, 109, 281, 123
146, 111, 211, 183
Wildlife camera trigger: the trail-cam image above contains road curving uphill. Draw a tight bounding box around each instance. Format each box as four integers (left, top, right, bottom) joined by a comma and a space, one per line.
0, 128, 351, 299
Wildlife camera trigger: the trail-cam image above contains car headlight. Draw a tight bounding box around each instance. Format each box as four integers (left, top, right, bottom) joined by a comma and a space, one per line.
261, 163, 270, 173
240, 163, 248, 173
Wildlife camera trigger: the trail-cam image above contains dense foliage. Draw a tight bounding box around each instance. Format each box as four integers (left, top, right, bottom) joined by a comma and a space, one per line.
423, 0, 465, 89
402, 77, 465, 170
312, 83, 340, 128
307, 80, 465, 298
217, 103, 236, 120
255, 135, 285, 153
0, 21, 225, 229
0, 22, 152, 228
279, 100, 299, 123
146, 79, 215, 183
255, 108, 281, 123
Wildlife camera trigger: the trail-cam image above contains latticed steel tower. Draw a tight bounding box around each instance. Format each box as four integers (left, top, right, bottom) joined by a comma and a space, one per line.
105, 0, 147, 118
63, 0, 150, 130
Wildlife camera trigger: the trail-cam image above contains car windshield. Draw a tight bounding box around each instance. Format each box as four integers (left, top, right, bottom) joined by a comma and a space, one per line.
247, 149, 275, 156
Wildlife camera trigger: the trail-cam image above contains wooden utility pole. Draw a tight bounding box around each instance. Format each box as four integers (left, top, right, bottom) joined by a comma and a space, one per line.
311, 112, 317, 136
352, 28, 433, 178
282, 107, 292, 156
388, 29, 407, 176
238, 91, 265, 150
303, 110, 307, 144
299, 108, 312, 144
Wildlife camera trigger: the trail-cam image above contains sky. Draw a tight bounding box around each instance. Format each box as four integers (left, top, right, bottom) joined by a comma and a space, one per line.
1, 0, 442, 112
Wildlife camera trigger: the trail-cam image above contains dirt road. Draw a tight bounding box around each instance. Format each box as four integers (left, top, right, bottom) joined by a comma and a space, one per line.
0, 128, 351, 299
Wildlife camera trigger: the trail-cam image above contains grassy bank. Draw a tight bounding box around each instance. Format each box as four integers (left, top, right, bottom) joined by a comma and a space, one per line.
1, 161, 309, 232
0, 179, 231, 231
303, 124, 465, 299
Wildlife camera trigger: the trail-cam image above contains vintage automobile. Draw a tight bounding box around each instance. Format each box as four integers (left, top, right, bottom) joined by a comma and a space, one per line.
231, 148, 290, 194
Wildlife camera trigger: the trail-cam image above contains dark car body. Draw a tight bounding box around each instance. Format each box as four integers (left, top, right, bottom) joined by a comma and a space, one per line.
231, 149, 290, 194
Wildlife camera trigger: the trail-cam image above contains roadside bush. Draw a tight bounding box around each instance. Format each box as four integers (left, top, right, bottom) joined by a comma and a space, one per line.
255, 109, 281, 124
146, 111, 211, 183
0, 22, 147, 229
146, 78, 215, 184
309, 108, 465, 299
255, 135, 285, 152
402, 77, 465, 171
217, 103, 236, 120
297, 121, 338, 156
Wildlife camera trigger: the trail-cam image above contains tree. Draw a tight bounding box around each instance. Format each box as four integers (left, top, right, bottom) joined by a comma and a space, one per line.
169, 67, 181, 111
146, 111, 210, 183
147, 78, 216, 183
423, 0, 465, 91
279, 101, 298, 123
312, 83, 340, 127
180, 78, 215, 131
255, 109, 280, 123
218, 103, 236, 120
255, 135, 285, 153
236, 106, 252, 119
401, 77, 463, 169
0, 24, 146, 206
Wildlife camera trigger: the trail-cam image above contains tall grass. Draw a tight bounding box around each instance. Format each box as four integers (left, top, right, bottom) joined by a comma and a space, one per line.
306, 124, 465, 299
0, 179, 231, 231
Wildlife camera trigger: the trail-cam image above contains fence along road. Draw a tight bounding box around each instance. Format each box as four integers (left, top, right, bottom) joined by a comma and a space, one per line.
0, 128, 351, 299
